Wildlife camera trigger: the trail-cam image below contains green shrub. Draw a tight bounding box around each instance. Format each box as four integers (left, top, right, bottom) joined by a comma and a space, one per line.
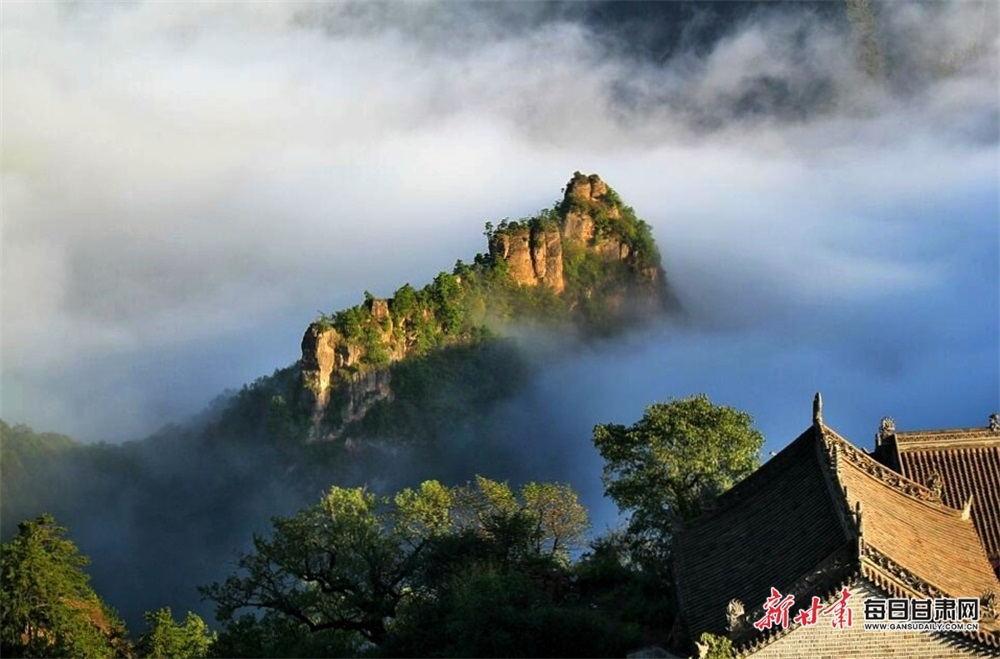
698, 632, 734, 659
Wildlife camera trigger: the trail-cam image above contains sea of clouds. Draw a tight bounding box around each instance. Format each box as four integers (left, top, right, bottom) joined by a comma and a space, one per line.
2, 0, 997, 444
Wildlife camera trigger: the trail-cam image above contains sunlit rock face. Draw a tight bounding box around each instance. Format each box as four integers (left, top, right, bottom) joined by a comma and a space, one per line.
490, 228, 537, 286
300, 324, 340, 410
486, 171, 648, 291
534, 224, 565, 293
488, 223, 565, 292
560, 172, 649, 276
562, 172, 609, 246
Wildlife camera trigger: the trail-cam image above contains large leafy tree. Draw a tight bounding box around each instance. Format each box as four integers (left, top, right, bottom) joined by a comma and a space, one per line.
519, 482, 589, 559
138, 607, 214, 658
202, 477, 589, 651
0, 514, 130, 658
389, 563, 639, 658
593, 394, 763, 546
387, 481, 628, 658
207, 611, 360, 658
202, 487, 408, 645
452, 476, 589, 562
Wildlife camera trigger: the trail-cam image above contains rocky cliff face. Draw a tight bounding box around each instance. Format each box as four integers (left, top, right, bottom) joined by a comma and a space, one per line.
560, 171, 660, 285
300, 324, 340, 411
562, 172, 610, 245
488, 223, 564, 292
485, 171, 660, 290
300, 297, 405, 434
299, 172, 671, 440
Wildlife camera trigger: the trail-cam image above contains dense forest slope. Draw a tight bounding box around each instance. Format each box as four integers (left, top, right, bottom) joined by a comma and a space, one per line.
0, 172, 677, 627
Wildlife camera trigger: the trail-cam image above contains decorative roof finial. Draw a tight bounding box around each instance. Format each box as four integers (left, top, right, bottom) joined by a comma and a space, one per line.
982, 591, 998, 623
813, 392, 823, 426
725, 599, 747, 637
926, 471, 944, 500
961, 495, 974, 521
989, 413, 999, 433
875, 416, 895, 447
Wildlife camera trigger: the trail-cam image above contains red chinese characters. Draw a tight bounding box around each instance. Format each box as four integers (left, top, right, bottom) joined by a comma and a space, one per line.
793, 596, 823, 627
823, 587, 853, 628
753, 587, 796, 631
753, 587, 854, 631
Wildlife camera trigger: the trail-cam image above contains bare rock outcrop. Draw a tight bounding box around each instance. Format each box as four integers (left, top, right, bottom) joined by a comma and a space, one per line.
567, 171, 608, 202
300, 324, 341, 411
488, 223, 565, 292
560, 172, 663, 290
369, 297, 390, 321
489, 228, 537, 286
342, 369, 393, 428
562, 172, 621, 246
532, 224, 564, 293
301, 320, 398, 438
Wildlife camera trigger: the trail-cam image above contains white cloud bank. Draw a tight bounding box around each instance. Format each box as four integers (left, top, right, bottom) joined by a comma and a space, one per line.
1, 1, 997, 439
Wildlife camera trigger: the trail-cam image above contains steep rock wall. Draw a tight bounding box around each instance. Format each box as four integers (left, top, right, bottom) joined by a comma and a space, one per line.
562, 172, 609, 245
488, 223, 565, 292
300, 294, 409, 433
534, 224, 565, 292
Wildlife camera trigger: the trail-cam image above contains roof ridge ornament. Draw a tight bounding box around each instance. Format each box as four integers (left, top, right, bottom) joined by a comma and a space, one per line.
989, 413, 999, 433
961, 495, 974, 521
876, 417, 896, 447
830, 433, 947, 504
982, 591, 998, 624
926, 470, 944, 501
813, 392, 823, 426
725, 598, 747, 638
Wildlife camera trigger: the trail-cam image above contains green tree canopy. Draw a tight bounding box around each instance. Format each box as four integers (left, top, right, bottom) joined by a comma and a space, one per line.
593, 394, 763, 545
202, 477, 589, 651
202, 486, 404, 645
386, 480, 630, 657
519, 481, 589, 559
0, 514, 130, 658
138, 607, 214, 658
388, 563, 639, 658
207, 612, 359, 658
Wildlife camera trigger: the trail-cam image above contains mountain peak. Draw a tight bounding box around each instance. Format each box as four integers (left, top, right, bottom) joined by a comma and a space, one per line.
564, 171, 609, 205
299, 172, 673, 440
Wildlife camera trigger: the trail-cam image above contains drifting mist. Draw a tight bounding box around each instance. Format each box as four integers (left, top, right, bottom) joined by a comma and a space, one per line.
3, 0, 996, 440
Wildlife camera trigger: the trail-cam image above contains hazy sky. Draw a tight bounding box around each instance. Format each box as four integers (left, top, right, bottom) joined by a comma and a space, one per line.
2, 0, 998, 445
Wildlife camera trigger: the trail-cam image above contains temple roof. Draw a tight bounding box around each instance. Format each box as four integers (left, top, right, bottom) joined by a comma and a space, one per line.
674, 414, 1000, 649
873, 418, 1000, 577
673, 426, 851, 637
